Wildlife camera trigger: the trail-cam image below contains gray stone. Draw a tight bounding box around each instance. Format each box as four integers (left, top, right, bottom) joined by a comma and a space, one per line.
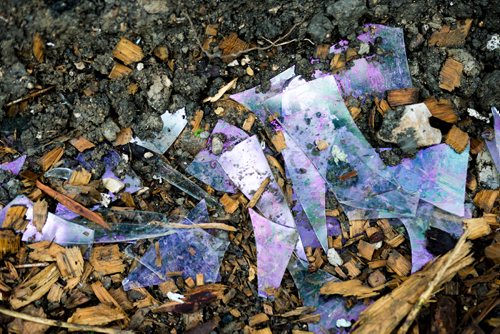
477, 150, 500, 189
211, 136, 224, 155
307, 14, 333, 43
327, 0, 366, 36
147, 74, 172, 111
101, 118, 121, 142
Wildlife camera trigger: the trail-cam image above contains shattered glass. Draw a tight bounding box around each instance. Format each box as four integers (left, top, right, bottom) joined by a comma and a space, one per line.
131, 108, 188, 154
249, 208, 297, 298
484, 106, 500, 173
0, 195, 94, 245
186, 120, 249, 193
122, 200, 229, 290
44, 167, 73, 180
288, 256, 367, 333
388, 143, 469, 217
0, 155, 26, 175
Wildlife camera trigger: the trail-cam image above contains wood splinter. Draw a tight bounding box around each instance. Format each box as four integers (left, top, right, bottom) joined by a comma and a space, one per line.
246, 177, 270, 209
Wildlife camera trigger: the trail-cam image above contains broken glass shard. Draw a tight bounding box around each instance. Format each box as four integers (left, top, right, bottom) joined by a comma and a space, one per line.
156, 158, 221, 209
102, 150, 142, 194
122, 200, 229, 290
44, 167, 73, 180
397, 201, 470, 273
131, 108, 187, 154
0, 155, 26, 175
282, 131, 328, 251
0, 195, 94, 245
248, 208, 297, 298
218, 135, 295, 228
186, 120, 249, 193
483, 106, 500, 173
334, 24, 412, 98
388, 143, 469, 217
287, 256, 367, 333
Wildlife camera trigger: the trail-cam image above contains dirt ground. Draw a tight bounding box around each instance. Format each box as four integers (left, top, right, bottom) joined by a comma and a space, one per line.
0, 0, 499, 333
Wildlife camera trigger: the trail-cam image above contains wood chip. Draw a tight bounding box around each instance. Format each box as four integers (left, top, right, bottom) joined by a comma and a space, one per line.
387, 250, 411, 277
473, 190, 499, 213
36, 180, 109, 229
28, 241, 65, 262
220, 193, 239, 214
91, 281, 125, 312
205, 24, 218, 36
485, 241, 500, 264
33, 32, 45, 63
344, 259, 361, 278
55, 246, 84, 281
47, 283, 64, 303
69, 168, 92, 186
242, 113, 256, 131
38, 147, 64, 171
185, 277, 196, 289
270, 131, 287, 154
0, 229, 21, 259
109, 287, 134, 311
249, 313, 269, 327
3, 206, 27, 231
358, 240, 376, 261
387, 88, 420, 107
470, 138, 484, 155
320, 279, 382, 298
424, 97, 458, 123
204, 78, 237, 103
196, 273, 204, 286
246, 177, 270, 209
368, 269, 387, 288
69, 137, 95, 152
349, 220, 368, 238
315, 139, 329, 151
68, 303, 127, 326
112, 37, 144, 65
464, 216, 493, 239
113, 127, 133, 146
428, 19, 473, 47
10, 263, 60, 309
445, 126, 469, 153
32, 199, 48, 232
108, 63, 132, 79
349, 106, 361, 120
89, 245, 125, 275
439, 58, 463, 92
153, 46, 169, 61
191, 110, 204, 133
315, 44, 330, 59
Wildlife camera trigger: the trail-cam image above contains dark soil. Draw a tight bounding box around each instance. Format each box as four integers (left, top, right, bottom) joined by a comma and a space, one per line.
0, 0, 499, 333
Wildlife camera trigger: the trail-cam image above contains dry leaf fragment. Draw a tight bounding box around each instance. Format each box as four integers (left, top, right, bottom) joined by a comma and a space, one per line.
191, 110, 204, 133
113, 127, 133, 146
219, 33, 249, 59
429, 19, 473, 47
32, 199, 48, 232
439, 58, 463, 92
424, 97, 458, 123
445, 126, 469, 153
38, 147, 64, 172
108, 63, 132, 79
112, 37, 144, 65
203, 78, 237, 103
153, 46, 169, 61
33, 32, 45, 63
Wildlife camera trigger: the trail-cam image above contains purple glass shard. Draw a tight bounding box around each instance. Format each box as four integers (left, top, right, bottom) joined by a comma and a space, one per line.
248, 208, 297, 298
131, 108, 187, 154
397, 201, 469, 273
287, 256, 367, 333
388, 143, 469, 217
218, 135, 295, 228
0, 196, 94, 245
282, 132, 328, 251
186, 120, 249, 193
122, 200, 229, 291
334, 25, 412, 98
230, 67, 300, 123
0, 155, 26, 175
484, 106, 500, 173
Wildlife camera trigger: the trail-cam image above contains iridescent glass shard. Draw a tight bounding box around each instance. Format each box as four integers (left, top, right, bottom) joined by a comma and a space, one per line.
248, 208, 297, 298
185, 120, 249, 193
484, 106, 500, 172
44, 167, 73, 180
156, 158, 221, 209
287, 256, 367, 333
282, 132, 327, 251
218, 135, 295, 228
131, 108, 187, 154
397, 201, 469, 273
334, 25, 412, 98
230, 66, 297, 123
0, 155, 26, 175
0, 195, 94, 245
388, 143, 469, 217
122, 200, 229, 291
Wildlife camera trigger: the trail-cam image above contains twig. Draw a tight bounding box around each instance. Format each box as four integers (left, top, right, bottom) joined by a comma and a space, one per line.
5, 86, 54, 107
1, 262, 49, 271
397, 230, 470, 334
183, 11, 313, 60
246, 177, 270, 209
0, 307, 134, 334
36, 180, 110, 229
